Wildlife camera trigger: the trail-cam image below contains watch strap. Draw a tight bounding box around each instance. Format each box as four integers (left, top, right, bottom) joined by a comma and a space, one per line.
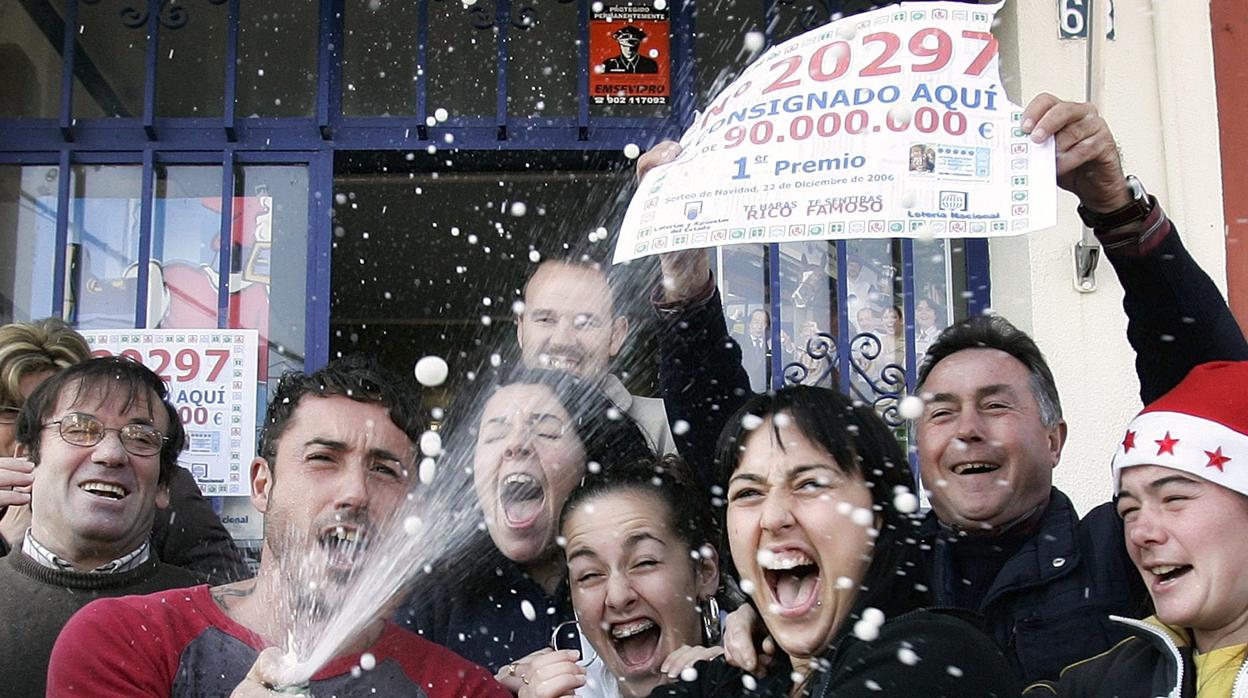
1077, 175, 1154, 230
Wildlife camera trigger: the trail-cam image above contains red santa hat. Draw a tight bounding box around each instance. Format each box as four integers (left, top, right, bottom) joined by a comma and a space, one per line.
1113, 361, 1248, 495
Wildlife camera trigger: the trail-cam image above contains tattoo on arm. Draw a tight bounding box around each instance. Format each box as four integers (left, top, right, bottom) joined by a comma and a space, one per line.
211, 580, 257, 612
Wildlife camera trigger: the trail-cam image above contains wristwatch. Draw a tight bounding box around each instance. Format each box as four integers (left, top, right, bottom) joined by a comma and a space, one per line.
1077, 175, 1154, 230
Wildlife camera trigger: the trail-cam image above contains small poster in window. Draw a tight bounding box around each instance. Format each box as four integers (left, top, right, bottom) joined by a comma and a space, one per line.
589, 3, 670, 106
79, 329, 260, 496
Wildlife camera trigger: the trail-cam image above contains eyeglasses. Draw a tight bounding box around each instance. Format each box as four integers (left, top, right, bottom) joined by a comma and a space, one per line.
44, 412, 167, 457
0, 406, 19, 425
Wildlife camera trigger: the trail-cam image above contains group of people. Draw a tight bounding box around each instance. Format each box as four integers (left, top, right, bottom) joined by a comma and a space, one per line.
1, 91, 1245, 698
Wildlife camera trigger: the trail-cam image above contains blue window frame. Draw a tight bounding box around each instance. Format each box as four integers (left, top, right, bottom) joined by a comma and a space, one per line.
0, 0, 991, 403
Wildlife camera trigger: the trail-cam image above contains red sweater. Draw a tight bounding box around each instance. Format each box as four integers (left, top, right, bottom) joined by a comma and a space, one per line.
47, 584, 508, 697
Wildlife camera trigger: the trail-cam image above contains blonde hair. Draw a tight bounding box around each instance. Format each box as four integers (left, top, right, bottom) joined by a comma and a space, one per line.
0, 319, 91, 407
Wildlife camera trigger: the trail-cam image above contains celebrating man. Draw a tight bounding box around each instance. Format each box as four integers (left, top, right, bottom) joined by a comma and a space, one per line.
48, 356, 508, 696
0, 357, 200, 696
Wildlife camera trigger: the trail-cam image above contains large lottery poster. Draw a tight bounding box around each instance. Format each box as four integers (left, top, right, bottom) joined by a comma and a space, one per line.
614, 1, 1056, 263
81, 329, 259, 496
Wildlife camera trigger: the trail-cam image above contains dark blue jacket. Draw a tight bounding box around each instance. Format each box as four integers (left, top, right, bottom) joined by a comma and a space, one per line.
919, 490, 1147, 684
655, 210, 1248, 683
395, 544, 573, 673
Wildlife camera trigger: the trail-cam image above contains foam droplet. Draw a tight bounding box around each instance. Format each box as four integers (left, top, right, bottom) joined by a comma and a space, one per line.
898, 395, 925, 420
623, 143, 641, 160
360, 652, 376, 671
861, 607, 885, 626
741, 413, 764, 430
510, 201, 527, 217
418, 457, 437, 484
403, 515, 423, 536
893, 491, 919, 514
853, 619, 880, 641
528, 249, 541, 263
420, 431, 443, 457
434, 107, 449, 122
672, 419, 690, 435
414, 356, 449, 387
739, 578, 756, 595
898, 647, 918, 665
744, 31, 765, 52
521, 600, 537, 621
852, 507, 874, 527
679, 666, 697, 682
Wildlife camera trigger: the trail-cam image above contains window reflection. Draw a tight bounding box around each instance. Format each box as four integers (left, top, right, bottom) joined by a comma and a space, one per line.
0, 1, 66, 118
234, 166, 308, 386
156, 1, 227, 117
343, 0, 420, 116
237, 1, 317, 117
65, 165, 143, 328
426, 0, 497, 117
0, 166, 59, 322
149, 165, 224, 329
73, 1, 145, 118
507, 0, 577, 117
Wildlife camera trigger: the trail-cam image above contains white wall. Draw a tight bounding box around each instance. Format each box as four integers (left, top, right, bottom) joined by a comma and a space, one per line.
992, 0, 1226, 515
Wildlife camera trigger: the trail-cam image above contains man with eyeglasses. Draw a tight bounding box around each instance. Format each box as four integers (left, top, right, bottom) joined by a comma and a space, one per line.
0, 318, 248, 583
47, 355, 507, 697
0, 355, 201, 697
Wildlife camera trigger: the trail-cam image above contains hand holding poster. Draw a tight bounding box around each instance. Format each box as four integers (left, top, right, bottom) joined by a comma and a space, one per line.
80, 329, 259, 496
614, 1, 1055, 264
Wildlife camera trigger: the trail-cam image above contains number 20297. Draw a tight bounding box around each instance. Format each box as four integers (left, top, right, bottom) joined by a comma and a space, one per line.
90, 347, 232, 383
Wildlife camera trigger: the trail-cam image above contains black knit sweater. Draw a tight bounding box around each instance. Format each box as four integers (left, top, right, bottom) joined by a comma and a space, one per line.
0, 550, 201, 697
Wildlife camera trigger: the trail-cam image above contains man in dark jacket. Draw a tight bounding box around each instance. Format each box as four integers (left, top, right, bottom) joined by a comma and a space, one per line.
642, 93, 1248, 684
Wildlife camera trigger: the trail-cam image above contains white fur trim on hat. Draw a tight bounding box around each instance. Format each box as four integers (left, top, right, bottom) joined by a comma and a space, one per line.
1112, 411, 1248, 496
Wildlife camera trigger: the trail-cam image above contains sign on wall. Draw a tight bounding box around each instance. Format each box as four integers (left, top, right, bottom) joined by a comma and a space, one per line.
1058, 0, 1116, 40
589, 3, 671, 106
81, 329, 259, 496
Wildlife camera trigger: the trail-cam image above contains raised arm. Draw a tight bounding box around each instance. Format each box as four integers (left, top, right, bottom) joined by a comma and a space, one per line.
640, 143, 754, 487
1023, 93, 1248, 403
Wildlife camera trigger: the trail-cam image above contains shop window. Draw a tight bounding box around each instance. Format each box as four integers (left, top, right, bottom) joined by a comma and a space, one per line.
426, 0, 498, 118
329, 152, 646, 407
0, 165, 59, 323
342, 0, 421, 117
232, 165, 309, 386
0, 0, 65, 119
72, 1, 146, 118
148, 165, 225, 328
506, 0, 578, 118
237, 0, 318, 118
65, 164, 144, 328
156, 0, 228, 117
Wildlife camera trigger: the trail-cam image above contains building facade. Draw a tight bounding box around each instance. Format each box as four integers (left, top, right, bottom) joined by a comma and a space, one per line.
0, 0, 1239, 529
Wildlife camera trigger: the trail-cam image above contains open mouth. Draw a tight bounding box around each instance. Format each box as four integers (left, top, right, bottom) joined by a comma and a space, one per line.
762, 551, 821, 617
1150, 564, 1193, 586
317, 525, 368, 571
537, 347, 584, 372
951, 462, 1000, 476
500, 473, 545, 528
79, 481, 128, 500
609, 618, 662, 671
